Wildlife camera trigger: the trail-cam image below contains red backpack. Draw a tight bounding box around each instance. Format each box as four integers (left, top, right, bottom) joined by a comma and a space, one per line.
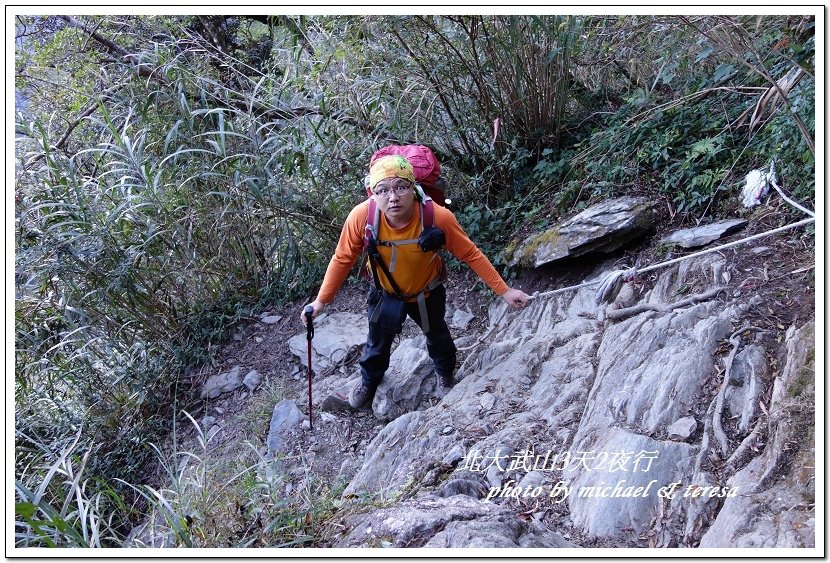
369, 144, 448, 207
363, 143, 449, 251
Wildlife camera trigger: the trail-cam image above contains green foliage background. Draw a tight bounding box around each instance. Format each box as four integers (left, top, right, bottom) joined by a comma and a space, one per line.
14, 14, 814, 547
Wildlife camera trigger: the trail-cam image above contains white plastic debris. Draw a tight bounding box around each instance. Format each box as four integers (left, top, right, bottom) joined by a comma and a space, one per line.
741, 162, 776, 208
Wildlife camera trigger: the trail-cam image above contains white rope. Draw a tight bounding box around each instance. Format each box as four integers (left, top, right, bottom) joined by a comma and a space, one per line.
459, 216, 813, 353
635, 217, 814, 276
769, 178, 815, 218
528, 217, 815, 303
527, 279, 597, 300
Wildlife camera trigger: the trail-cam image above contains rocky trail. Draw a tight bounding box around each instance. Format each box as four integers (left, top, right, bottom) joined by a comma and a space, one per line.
136, 197, 816, 550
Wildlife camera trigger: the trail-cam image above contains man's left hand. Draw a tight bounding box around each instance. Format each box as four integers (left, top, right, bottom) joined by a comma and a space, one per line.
501, 287, 530, 309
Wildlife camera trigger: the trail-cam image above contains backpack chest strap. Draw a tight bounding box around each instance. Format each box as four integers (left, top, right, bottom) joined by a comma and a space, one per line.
364, 193, 435, 279
376, 238, 420, 272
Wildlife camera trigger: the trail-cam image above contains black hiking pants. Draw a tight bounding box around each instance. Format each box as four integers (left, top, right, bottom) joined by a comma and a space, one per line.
360, 285, 457, 388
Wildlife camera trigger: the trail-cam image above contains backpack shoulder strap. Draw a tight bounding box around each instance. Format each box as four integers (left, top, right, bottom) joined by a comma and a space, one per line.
414, 184, 434, 229
362, 198, 407, 297
422, 199, 434, 229
363, 198, 380, 248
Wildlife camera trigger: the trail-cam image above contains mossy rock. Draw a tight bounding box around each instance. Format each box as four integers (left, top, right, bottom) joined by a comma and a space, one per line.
515, 227, 560, 268
508, 196, 657, 268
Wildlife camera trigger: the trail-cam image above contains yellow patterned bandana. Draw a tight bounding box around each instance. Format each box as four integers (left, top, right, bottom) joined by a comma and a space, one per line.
369, 155, 415, 189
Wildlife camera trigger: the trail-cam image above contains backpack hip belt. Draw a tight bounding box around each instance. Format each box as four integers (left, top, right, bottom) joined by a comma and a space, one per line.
368, 276, 444, 334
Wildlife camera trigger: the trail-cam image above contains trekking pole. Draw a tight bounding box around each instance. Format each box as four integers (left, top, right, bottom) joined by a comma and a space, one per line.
304, 305, 315, 431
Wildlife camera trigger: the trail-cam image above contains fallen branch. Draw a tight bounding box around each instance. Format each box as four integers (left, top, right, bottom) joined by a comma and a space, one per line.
58, 16, 168, 84
51, 102, 100, 151
24, 90, 117, 166
606, 287, 725, 321
789, 265, 815, 275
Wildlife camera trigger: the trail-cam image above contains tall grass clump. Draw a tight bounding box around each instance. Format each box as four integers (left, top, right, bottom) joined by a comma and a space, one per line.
14, 15, 370, 545
369, 15, 584, 204
119, 412, 346, 548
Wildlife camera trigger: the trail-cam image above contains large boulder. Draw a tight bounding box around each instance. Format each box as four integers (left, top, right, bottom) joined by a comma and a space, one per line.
509, 196, 657, 268
373, 337, 437, 422
288, 312, 368, 372
307, 336, 440, 419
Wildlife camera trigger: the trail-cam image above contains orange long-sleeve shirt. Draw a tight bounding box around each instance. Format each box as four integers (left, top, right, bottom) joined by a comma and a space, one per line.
316, 200, 509, 304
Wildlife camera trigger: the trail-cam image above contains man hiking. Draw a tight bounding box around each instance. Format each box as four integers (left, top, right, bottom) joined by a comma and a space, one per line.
301, 154, 530, 409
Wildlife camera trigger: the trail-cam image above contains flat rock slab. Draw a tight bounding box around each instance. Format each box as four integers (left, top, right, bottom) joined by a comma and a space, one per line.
660, 219, 748, 248
510, 196, 657, 268
200, 365, 243, 399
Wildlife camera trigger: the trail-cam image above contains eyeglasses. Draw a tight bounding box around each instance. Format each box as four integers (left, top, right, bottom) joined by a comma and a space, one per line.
373, 182, 413, 198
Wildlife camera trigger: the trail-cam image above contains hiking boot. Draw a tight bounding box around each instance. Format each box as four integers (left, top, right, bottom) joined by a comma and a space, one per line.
436, 371, 455, 395
348, 380, 375, 409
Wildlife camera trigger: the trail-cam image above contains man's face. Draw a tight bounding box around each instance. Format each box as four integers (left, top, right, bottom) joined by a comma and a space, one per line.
373, 178, 415, 223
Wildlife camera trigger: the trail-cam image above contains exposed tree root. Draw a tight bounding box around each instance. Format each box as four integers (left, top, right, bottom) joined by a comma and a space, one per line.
724, 418, 766, 475
713, 325, 766, 455
606, 287, 726, 321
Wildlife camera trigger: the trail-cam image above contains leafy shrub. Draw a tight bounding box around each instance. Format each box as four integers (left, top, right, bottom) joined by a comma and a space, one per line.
524, 16, 814, 221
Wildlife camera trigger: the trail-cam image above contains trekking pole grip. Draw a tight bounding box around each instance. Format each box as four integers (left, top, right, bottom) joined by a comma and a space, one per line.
304, 305, 314, 340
